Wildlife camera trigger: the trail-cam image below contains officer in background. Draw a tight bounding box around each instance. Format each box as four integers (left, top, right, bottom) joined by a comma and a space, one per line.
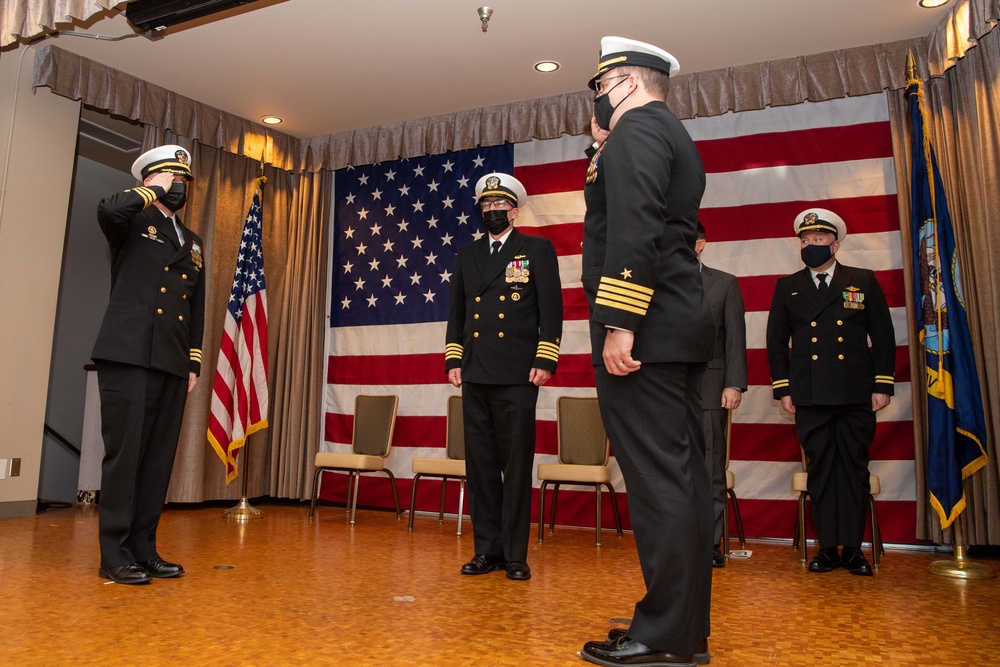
92, 144, 206, 585
695, 222, 747, 568
766, 208, 894, 577
445, 172, 562, 582
580, 37, 715, 667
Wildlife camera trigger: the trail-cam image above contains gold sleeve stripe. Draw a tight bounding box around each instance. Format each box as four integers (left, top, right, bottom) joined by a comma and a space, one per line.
875, 375, 895, 384
132, 186, 156, 207
445, 343, 464, 360
190, 349, 203, 361
596, 290, 651, 311
598, 282, 653, 303
595, 298, 647, 316
599, 276, 654, 296
772, 379, 789, 388
536, 342, 560, 362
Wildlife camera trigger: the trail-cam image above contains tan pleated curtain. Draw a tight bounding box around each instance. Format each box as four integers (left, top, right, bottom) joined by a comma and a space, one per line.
1, 0, 129, 47
26, 0, 1000, 540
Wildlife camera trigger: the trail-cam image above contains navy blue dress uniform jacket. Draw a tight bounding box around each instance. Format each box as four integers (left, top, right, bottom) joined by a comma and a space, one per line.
445, 228, 562, 382
766, 263, 894, 405
582, 101, 714, 362
92, 185, 206, 379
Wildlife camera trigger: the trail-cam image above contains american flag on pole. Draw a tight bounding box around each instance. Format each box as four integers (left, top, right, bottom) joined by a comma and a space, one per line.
323, 93, 917, 543
208, 176, 270, 485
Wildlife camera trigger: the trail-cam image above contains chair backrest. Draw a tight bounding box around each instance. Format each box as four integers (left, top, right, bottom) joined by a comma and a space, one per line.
445, 395, 466, 461
351, 394, 399, 457
556, 396, 609, 466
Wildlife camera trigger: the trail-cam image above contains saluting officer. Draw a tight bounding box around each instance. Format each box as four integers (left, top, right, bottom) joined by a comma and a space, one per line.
766, 208, 894, 577
92, 144, 206, 585
445, 172, 562, 582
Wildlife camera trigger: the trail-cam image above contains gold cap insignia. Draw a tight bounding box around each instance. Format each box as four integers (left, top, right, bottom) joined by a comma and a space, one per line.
803, 212, 818, 224
175, 150, 190, 165
485, 175, 500, 190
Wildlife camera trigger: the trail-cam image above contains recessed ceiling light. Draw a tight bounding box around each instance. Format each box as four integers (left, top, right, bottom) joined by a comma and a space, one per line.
533, 60, 560, 73
260, 115, 283, 125
917, 0, 949, 8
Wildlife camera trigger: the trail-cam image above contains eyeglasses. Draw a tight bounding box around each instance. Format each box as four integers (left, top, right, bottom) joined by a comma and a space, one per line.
594, 74, 629, 96
481, 200, 513, 211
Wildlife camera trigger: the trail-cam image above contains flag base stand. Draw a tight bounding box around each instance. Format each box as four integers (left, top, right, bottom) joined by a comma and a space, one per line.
222, 497, 264, 523
928, 545, 996, 580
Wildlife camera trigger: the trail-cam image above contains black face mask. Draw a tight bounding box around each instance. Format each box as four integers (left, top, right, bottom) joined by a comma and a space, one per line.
481, 209, 511, 236
159, 181, 187, 212
801, 243, 834, 268
593, 77, 631, 131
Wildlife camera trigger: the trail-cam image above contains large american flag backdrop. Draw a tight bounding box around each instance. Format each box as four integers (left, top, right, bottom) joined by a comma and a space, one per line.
322, 93, 917, 543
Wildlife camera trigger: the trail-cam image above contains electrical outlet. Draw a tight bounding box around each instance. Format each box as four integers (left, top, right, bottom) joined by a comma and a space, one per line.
9, 458, 20, 477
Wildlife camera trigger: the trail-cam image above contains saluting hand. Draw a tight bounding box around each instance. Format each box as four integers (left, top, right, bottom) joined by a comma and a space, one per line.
147, 171, 175, 192
591, 116, 610, 145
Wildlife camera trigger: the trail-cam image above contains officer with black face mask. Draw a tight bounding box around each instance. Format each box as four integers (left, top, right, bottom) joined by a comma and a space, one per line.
445, 172, 562, 582
766, 208, 895, 578
91, 144, 206, 585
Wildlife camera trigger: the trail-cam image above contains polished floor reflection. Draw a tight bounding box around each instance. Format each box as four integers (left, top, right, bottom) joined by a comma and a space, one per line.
1, 502, 998, 666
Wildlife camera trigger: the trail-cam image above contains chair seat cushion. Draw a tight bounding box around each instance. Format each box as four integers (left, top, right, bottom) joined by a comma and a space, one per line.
536, 463, 610, 484
412, 457, 466, 477
792, 471, 809, 493
791, 471, 881, 495
315, 452, 384, 470
726, 469, 735, 490
869, 474, 881, 495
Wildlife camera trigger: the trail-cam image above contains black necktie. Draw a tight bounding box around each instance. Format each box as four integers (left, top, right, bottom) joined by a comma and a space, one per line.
816, 272, 829, 293
491, 240, 502, 256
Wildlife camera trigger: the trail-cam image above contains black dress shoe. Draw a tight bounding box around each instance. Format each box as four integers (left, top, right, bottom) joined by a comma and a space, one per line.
505, 561, 531, 580
603, 630, 710, 665
138, 557, 185, 578
842, 548, 874, 576
582, 635, 696, 666
460, 554, 506, 575
99, 564, 152, 585
712, 546, 726, 568
808, 547, 842, 573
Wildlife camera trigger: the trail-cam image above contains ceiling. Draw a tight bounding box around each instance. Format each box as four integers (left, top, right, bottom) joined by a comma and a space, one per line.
47, 0, 952, 139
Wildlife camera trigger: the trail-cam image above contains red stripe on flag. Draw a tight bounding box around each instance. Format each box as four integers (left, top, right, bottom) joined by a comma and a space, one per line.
515, 159, 590, 195
695, 122, 893, 173
700, 195, 901, 243
518, 222, 583, 257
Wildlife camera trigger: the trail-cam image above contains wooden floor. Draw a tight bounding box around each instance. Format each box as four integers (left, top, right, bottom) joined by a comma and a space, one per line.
2, 502, 998, 667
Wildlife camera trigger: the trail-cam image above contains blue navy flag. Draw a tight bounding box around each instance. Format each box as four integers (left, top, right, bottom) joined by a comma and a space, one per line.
331, 145, 513, 327
907, 76, 988, 530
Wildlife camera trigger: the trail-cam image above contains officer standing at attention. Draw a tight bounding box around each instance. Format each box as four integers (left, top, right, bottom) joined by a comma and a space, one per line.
579, 37, 715, 667
92, 144, 206, 585
445, 172, 562, 582
766, 208, 894, 577
695, 222, 747, 568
